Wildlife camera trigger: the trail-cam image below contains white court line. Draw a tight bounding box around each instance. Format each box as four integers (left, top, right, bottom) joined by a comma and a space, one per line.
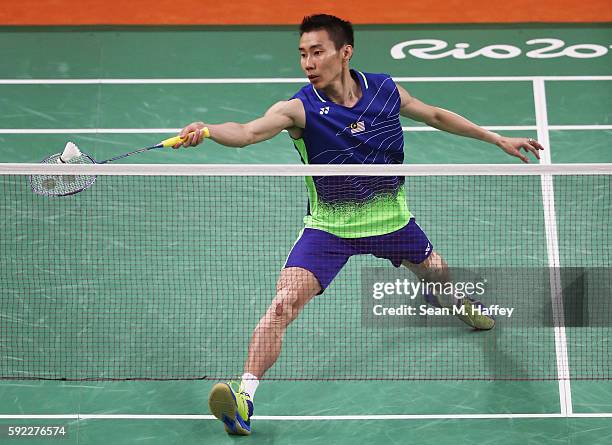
1, 413, 612, 420
405, 126, 536, 132
533, 79, 573, 417
0, 76, 611, 84
0, 129, 182, 134
397, 76, 612, 82
2, 125, 612, 135
549, 125, 612, 131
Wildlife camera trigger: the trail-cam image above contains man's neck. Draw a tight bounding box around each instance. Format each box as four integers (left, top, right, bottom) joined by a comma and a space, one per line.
321, 68, 362, 107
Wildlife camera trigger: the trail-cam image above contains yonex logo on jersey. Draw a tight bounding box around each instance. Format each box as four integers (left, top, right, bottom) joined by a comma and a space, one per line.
350, 121, 366, 134
319, 106, 330, 115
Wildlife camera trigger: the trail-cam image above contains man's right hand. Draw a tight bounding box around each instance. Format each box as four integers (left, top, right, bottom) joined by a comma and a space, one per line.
173, 122, 208, 149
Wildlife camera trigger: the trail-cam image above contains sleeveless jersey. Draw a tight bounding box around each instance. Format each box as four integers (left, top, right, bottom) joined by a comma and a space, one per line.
290, 69, 411, 238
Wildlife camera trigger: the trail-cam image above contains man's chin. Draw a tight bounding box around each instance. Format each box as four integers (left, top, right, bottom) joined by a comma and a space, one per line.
308, 77, 322, 86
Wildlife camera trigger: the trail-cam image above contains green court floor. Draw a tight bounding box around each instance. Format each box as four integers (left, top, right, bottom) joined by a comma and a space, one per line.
0, 23, 611, 444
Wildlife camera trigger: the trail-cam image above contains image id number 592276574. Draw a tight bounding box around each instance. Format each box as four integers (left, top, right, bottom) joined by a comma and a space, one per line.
2, 425, 68, 439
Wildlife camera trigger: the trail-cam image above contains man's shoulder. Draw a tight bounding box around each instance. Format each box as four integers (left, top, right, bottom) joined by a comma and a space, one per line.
290, 83, 314, 100
358, 70, 391, 79
358, 70, 395, 89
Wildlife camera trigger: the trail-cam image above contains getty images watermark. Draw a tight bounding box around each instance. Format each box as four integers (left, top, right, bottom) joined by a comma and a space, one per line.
371, 277, 514, 318
361, 267, 611, 328
360, 268, 520, 328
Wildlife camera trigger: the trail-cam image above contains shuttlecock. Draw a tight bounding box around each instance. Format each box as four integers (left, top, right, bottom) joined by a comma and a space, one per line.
58, 142, 82, 163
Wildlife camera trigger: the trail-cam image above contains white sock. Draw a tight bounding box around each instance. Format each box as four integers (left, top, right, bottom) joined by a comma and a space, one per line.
239, 373, 259, 400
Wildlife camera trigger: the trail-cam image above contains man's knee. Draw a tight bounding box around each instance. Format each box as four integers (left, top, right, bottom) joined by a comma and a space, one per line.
256, 289, 300, 335
257, 267, 320, 331
270, 288, 300, 324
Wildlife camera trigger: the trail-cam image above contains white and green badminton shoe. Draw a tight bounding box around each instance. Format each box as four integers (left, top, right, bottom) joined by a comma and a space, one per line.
208, 382, 254, 435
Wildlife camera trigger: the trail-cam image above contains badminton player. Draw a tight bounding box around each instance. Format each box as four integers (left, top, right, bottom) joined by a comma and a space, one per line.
174, 14, 544, 435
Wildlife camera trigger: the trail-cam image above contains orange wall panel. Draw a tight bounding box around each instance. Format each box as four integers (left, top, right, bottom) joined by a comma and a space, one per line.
0, 0, 611, 25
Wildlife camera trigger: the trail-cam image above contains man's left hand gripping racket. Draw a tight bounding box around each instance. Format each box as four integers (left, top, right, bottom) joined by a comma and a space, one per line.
30, 128, 210, 197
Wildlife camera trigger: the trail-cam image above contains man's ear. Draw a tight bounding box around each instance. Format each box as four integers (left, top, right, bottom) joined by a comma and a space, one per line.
343, 45, 353, 61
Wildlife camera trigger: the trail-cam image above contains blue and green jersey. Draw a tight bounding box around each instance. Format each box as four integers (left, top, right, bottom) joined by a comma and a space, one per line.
290, 70, 411, 238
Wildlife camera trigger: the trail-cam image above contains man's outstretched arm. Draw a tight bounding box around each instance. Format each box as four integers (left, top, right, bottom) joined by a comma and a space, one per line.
174, 99, 304, 149
395, 83, 544, 163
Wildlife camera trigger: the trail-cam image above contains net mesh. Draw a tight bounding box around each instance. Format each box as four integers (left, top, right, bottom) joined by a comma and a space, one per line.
0, 164, 610, 381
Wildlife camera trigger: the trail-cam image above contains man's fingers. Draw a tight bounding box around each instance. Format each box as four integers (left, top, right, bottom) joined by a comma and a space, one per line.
176, 122, 206, 149
185, 133, 194, 147
514, 149, 529, 163
524, 143, 541, 160
179, 126, 190, 138
192, 132, 200, 145
527, 138, 545, 151
180, 123, 198, 139
192, 129, 202, 146
525, 138, 543, 160
171, 131, 199, 149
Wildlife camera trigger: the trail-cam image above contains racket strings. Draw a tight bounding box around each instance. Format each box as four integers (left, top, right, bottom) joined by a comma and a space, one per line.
30, 152, 97, 196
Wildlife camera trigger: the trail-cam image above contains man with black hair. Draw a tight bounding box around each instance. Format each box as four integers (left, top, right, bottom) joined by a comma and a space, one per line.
175, 14, 543, 436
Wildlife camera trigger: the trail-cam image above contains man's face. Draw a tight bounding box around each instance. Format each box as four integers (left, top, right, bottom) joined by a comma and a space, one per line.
299, 29, 348, 88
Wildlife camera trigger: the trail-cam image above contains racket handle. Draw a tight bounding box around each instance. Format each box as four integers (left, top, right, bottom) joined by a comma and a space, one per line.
160, 127, 210, 148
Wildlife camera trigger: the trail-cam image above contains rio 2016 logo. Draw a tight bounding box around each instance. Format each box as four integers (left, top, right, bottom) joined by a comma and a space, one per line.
390, 38, 611, 60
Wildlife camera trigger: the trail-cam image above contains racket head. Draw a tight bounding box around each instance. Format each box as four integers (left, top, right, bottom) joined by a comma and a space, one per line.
30, 152, 98, 197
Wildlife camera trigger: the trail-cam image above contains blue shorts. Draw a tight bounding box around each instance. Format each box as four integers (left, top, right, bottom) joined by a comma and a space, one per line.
284, 218, 433, 293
